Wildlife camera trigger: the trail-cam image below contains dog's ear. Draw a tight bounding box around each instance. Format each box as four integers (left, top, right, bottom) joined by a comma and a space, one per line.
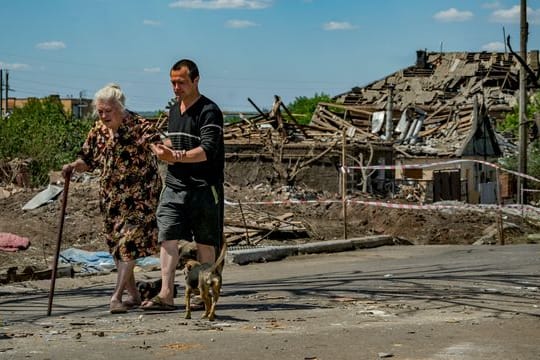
185, 260, 200, 272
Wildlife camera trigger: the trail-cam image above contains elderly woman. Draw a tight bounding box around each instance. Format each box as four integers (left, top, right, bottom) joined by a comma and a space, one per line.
62, 83, 162, 314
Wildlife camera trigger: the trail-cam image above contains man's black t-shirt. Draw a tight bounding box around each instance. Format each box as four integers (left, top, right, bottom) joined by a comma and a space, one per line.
165, 95, 224, 190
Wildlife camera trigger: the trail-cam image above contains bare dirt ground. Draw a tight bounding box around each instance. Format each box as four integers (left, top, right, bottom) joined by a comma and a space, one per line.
1, 177, 539, 273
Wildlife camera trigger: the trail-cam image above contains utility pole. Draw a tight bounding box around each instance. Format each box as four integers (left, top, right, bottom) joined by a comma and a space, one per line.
518, 0, 528, 204
4, 70, 8, 116
385, 84, 394, 141
0, 69, 3, 117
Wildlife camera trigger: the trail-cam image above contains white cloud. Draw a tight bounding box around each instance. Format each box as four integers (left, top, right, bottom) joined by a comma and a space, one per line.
433, 8, 473, 22
225, 19, 257, 28
143, 67, 161, 73
323, 21, 356, 31
481, 41, 505, 51
169, 0, 272, 10
491, 5, 520, 23
143, 19, 161, 26
0, 62, 29, 70
36, 41, 66, 50
482, 1, 501, 10
490, 6, 540, 25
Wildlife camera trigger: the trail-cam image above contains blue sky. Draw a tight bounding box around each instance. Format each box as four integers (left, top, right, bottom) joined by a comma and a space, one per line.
1, 0, 539, 112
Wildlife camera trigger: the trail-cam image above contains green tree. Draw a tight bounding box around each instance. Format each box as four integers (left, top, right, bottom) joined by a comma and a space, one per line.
287, 92, 333, 125
497, 91, 540, 185
0, 96, 92, 186
498, 91, 540, 137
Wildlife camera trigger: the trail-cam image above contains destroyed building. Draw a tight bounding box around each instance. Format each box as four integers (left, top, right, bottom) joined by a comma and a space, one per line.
323, 50, 540, 203
226, 50, 538, 204
224, 95, 393, 193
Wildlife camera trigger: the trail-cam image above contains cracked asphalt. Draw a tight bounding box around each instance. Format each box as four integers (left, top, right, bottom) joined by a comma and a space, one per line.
1, 244, 539, 360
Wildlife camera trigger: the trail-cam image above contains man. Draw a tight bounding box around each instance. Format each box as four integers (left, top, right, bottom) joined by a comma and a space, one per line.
144, 59, 224, 310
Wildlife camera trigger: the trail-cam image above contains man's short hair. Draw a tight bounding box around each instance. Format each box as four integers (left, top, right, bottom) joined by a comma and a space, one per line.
170, 59, 199, 82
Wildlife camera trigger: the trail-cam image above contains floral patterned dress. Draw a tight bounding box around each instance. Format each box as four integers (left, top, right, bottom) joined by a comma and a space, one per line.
79, 111, 162, 261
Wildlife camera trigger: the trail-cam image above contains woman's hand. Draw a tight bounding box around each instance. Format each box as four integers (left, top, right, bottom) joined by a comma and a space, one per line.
61, 164, 74, 180
62, 159, 89, 179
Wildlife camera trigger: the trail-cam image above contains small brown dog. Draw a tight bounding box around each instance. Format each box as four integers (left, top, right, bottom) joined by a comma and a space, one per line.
184, 243, 227, 321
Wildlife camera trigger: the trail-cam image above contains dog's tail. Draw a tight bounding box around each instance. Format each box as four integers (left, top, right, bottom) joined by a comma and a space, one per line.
209, 242, 227, 274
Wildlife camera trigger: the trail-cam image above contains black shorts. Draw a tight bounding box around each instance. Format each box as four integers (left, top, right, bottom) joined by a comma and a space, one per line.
156, 185, 222, 247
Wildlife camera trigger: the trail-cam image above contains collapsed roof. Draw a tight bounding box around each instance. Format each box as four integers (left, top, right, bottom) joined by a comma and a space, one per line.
335, 50, 539, 114
312, 50, 539, 158
220, 50, 538, 161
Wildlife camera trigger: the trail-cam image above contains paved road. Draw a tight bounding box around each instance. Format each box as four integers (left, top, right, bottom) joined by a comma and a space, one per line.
1, 244, 539, 360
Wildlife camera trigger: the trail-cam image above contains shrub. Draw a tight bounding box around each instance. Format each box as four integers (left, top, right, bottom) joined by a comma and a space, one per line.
0, 97, 93, 186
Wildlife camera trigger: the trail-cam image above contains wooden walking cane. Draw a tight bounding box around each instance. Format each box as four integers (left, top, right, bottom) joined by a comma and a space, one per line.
47, 167, 72, 316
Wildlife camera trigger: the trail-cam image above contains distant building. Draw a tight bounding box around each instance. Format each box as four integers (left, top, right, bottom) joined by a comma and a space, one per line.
3, 95, 93, 118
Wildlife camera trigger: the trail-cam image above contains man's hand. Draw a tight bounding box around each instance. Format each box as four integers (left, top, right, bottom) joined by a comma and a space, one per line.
150, 143, 178, 163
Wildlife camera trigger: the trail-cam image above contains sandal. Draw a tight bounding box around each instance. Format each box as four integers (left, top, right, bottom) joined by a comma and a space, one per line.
110, 300, 128, 314
141, 296, 175, 311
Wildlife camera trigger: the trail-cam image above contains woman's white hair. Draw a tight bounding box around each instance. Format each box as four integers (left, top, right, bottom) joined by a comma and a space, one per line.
93, 83, 126, 113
